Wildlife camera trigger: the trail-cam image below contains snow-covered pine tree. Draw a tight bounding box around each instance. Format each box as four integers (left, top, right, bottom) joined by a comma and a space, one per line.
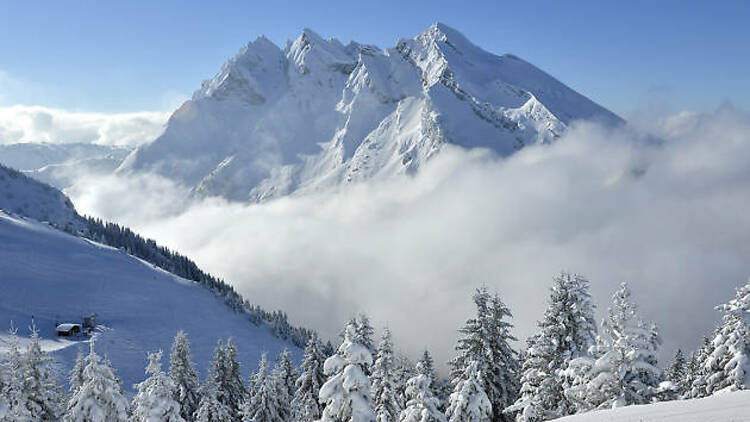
664, 349, 686, 397
207, 339, 244, 421
222, 339, 246, 419
356, 314, 376, 355
169, 331, 201, 422
130, 350, 184, 422
372, 328, 401, 422
393, 355, 416, 410
400, 362, 446, 422
271, 350, 295, 422
69, 347, 86, 395
701, 279, 750, 394
506, 273, 597, 421
450, 287, 519, 422
292, 334, 327, 422
417, 350, 446, 407
563, 282, 662, 410
446, 361, 492, 422
244, 353, 283, 422
195, 379, 232, 422
681, 349, 700, 399
65, 340, 129, 422
688, 336, 714, 398
277, 348, 298, 403
2, 327, 33, 421
317, 320, 376, 422
23, 325, 64, 421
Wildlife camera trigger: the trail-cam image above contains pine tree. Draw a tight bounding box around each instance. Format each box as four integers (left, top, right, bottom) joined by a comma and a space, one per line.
446, 361, 492, 422
562, 282, 662, 410
208, 339, 244, 421
356, 314, 376, 354
222, 339, 246, 419
317, 321, 376, 422
276, 348, 298, 403
700, 279, 750, 394
506, 273, 597, 421
400, 362, 446, 422
393, 355, 416, 410
66, 341, 129, 422
2, 327, 33, 421
169, 331, 202, 422
372, 328, 401, 422
69, 347, 86, 395
418, 350, 445, 407
450, 288, 519, 422
195, 380, 232, 422
271, 350, 295, 422
130, 351, 185, 422
23, 326, 64, 421
292, 334, 327, 422
244, 353, 283, 422
689, 336, 715, 398
665, 349, 686, 395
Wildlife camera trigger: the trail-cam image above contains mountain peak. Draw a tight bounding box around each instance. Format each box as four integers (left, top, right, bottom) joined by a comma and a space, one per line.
122, 25, 622, 202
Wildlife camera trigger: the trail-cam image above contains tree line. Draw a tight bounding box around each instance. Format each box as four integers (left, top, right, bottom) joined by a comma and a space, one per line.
2, 273, 750, 421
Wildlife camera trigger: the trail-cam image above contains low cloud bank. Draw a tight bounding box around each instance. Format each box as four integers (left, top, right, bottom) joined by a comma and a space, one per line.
68, 106, 750, 370
0, 105, 168, 146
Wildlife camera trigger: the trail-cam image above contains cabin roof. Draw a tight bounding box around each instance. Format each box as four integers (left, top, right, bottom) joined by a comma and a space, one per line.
56, 323, 81, 332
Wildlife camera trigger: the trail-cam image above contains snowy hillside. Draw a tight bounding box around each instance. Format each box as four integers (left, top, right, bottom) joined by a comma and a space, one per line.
557, 391, 750, 421
0, 211, 300, 392
0, 164, 83, 229
0, 142, 131, 189
119, 23, 622, 202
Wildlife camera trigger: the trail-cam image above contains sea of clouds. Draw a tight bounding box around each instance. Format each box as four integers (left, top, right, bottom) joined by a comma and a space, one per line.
44, 104, 750, 369
0, 105, 168, 146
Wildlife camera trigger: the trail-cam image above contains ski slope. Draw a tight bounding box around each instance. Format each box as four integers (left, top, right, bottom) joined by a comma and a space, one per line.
0, 211, 300, 393
557, 391, 750, 421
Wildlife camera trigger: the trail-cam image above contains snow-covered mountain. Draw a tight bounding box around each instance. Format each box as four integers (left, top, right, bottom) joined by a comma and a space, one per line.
0, 142, 132, 189
119, 23, 622, 202
0, 163, 303, 391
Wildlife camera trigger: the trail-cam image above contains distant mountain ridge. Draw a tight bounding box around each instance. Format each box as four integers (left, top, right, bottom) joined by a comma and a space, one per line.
119, 23, 622, 202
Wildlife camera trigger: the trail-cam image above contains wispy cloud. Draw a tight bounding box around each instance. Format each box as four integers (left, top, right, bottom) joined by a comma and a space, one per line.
67, 106, 750, 369
0, 105, 169, 146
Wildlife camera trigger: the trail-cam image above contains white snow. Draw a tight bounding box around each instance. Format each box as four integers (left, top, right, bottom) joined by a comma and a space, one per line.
557, 390, 750, 421
0, 210, 300, 393
119, 23, 622, 202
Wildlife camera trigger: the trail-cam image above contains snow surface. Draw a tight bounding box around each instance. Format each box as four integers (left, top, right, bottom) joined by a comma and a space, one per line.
0, 211, 300, 393
557, 390, 750, 421
119, 23, 622, 202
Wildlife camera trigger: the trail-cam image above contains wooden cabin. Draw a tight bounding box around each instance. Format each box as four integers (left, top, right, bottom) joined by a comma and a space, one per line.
56, 323, 81, 337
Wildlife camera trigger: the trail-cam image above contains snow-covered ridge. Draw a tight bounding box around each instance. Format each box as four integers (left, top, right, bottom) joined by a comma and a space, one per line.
119, 23, 623, 202
0, 164, 83, 229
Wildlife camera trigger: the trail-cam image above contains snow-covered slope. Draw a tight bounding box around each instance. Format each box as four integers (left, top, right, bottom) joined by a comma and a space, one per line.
119, 23, 622, 202
0, 211, 300, 392
557, 391, 750, 421
0, 164, 83, 229
0, 142, 131, 189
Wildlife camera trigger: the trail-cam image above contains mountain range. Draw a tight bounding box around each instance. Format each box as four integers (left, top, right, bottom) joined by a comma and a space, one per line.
118, 23, 622, 202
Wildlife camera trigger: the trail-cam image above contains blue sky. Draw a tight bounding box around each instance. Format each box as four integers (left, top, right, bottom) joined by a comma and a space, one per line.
1, 0, 747, 116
